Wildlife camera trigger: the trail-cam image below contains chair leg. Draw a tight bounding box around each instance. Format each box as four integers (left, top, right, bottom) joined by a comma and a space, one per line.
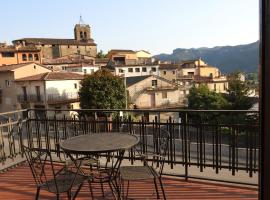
154, 178, 160, 199
35, 187, 40, 200
88, 180, 94, 199
109, 181, 117, 200
67, 190, 71, 200
100, 180, 105, 197
158, 177, 166, 200
56, 193, 60, 200
73, 183, 84, 200
126, 180, 130, 199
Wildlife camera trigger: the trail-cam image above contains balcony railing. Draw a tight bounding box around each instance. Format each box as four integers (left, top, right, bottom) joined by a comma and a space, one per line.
47, 92, 79, 104
0, 109, 259, 186
17, 94, 43, 103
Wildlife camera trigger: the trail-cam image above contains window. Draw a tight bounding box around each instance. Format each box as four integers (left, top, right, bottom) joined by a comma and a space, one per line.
35, 86, 41, 101
0, 89, 2, 104
188, 72, 194, 76
74, 83, 77, 89
67, 45, 70, 48
163, 71, 166, 75
214, 84, 216, 91
5, 80, 11, 87
152, 80, 157, 86
135, 68, 140, 72
151, 67, 156, 72
28, 54, 33, 61
119, 69, 124, 73
33, 65, 36, 69
62, 66, 67, 70
91, 69, 94, 74
2, 52, 15, 57
142, 67, 147, 72
22, 54, 27, 61
22, 86, 27, 101
83, 69, 87, 74
162, 91, 167, 99
128, 68, 133, 73
34, 54, 39, 61
173, 71, 175, 74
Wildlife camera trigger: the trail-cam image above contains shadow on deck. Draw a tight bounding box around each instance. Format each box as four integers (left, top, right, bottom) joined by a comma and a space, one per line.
0, 163, 258, 200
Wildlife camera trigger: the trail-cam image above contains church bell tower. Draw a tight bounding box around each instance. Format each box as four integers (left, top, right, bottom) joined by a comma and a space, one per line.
74, 16, 91, 41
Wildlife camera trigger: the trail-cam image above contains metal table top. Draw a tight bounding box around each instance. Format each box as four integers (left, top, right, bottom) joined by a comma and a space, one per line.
60, 133, 139, 154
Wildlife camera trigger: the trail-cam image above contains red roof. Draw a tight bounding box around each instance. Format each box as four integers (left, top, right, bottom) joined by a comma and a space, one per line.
16, 71, 84, 81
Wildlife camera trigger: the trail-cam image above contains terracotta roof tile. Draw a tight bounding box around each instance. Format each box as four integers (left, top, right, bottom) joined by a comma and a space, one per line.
13, 38, 97, 46
16, 72, 84, 81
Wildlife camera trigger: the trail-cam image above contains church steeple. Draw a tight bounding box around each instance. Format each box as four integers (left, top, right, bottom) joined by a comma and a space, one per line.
74, 16, 91, 41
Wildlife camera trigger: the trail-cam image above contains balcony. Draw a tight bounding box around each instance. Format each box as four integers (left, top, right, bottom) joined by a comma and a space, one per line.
47, 92, 79, 104
0, 109, 259, 199
17, 94, 44, 103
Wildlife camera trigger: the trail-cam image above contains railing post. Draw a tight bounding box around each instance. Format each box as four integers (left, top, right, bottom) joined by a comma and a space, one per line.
183, 112, 188, 181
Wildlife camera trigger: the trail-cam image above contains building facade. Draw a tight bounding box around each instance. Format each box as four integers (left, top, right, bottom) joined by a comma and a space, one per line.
0, 63, 51, 112
127, 75, 186, 109
0, 45, 41, 66
13, 22, 97, 60
15, 71, 84, 117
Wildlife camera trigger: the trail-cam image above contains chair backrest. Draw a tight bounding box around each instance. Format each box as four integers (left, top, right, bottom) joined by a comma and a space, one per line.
135, 128, 170, 176
23, 146, 60, 193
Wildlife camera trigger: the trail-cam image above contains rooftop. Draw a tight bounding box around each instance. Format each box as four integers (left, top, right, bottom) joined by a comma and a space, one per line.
13, 38, 97, 46
0, 45, 40, 53
15, 71, 84, 81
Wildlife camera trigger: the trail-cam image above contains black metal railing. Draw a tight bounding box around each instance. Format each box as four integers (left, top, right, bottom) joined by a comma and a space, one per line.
17, 94, 44, 103
0, 108, 259, 185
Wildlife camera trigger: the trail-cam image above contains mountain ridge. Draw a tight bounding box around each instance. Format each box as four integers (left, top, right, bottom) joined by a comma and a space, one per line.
154, 41, 259, 73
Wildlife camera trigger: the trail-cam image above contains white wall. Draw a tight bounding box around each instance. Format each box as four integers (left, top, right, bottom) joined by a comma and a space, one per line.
115, 65, 159, 77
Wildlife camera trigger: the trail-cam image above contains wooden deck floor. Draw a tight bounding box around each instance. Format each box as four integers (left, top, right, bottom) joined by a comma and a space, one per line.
0, 163, 258, 200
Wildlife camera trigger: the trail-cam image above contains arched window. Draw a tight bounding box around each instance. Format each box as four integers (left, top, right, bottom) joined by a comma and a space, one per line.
22, 54, 27, 61
84, 32, 87, 39
28, 54, 33, 61
80, 31, 83, 39
34, 54, 39, 61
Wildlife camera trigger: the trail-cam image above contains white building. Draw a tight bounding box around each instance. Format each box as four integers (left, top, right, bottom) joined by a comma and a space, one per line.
65, 64, 100, 75
114, 65, 159, 77
15, 71, 84, 117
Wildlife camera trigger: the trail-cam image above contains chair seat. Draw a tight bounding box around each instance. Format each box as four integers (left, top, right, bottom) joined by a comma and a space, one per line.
120, 166, 157, 181
41, 170, 86, 193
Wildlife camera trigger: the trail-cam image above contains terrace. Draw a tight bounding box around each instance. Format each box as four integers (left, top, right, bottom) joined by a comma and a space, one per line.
0, 109, 259, 199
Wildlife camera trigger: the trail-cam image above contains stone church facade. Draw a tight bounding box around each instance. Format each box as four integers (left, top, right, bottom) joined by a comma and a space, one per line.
12, 22, 97, 60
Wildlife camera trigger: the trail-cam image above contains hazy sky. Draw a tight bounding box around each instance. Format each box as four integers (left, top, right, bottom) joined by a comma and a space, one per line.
1, 0, 259, 54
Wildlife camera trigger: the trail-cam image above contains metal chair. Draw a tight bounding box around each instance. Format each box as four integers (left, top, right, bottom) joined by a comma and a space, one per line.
119, 128, 170, 199
23, 146, 86, 200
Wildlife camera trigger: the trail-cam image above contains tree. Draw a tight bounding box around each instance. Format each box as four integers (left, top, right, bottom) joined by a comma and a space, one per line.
96, 50, 107, 59
188, 84, 228, 110
225, 72, 254, 110
79, 69, 126, 111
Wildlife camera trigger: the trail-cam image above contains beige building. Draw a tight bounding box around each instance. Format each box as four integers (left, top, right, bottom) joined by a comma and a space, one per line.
178, 58, 228, 93
107, 49, 153, 65
42, 54, 95, 71
13, 21, 97, 60
0, 45, 41, 66
15, 71, 84, 117
159, 64, 179, 82
0, 63, 51, 112
127, 75, 186, 109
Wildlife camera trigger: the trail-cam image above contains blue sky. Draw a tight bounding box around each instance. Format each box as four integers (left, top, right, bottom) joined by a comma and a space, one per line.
1, 0, 259, 54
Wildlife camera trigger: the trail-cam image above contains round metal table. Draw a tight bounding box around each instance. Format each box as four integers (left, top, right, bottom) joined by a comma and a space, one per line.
60, 133, 139, 199
60, 133, 139, 154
